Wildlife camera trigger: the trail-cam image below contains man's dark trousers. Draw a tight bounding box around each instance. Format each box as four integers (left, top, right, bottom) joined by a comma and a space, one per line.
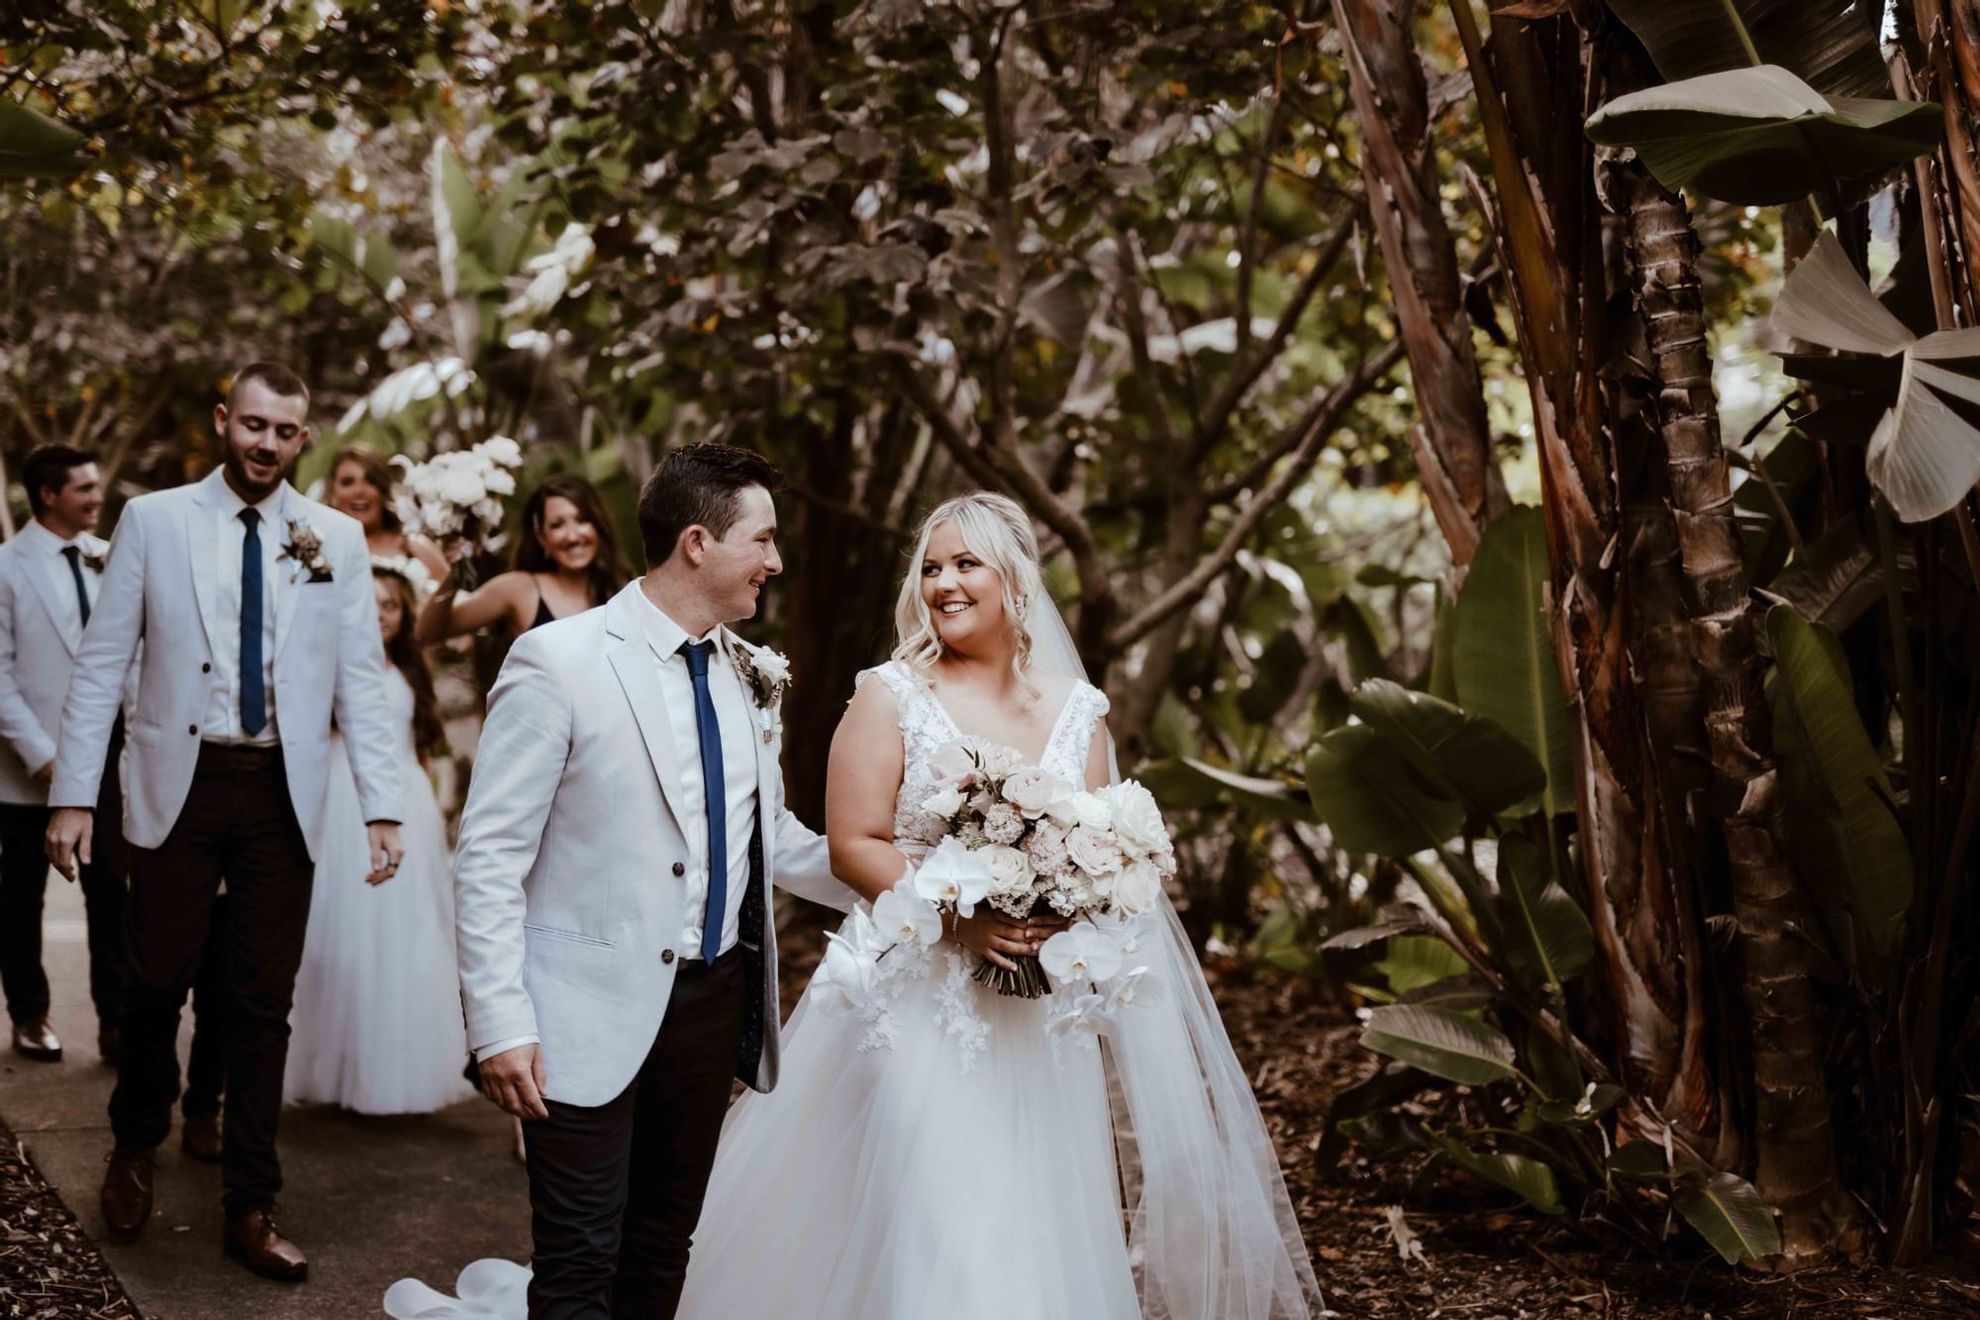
0, 726, 126, 1032
108, 742, 313, 1217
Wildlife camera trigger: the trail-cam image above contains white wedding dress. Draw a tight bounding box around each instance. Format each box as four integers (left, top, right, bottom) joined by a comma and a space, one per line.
287, 666, 476, 1115
386, 660, 1320, 1319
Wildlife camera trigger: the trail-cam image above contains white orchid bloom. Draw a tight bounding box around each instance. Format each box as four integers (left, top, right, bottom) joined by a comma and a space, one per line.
1106, 965, 1162, 1011
809, 909, 884, 1013
919, 783, 966, 819
1039, 921, 1126, 987
1046, 992, 1110, 1038
872, 884, 943, 948
911, 835, 993, 917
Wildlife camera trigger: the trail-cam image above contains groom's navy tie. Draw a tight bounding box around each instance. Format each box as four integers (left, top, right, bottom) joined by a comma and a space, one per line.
680, 640, 726, 962
239, 508, 267, 736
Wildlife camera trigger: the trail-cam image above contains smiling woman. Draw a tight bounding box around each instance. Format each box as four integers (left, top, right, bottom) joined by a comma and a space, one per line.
324, 445, 448, 585
413, 473, 630, 649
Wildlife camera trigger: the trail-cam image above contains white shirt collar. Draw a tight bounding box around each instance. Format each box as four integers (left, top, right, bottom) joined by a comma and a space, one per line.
23, 519, 81, 553
632, 582, 721, 661
213, 472, 287, 524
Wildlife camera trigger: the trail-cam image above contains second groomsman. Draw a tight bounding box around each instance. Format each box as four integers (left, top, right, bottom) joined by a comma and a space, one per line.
0, 445, 124, 1064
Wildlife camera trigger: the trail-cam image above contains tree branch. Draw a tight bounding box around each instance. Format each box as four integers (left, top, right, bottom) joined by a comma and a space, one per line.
1209, 335, 1404, 504
1108, 337, 1405, 653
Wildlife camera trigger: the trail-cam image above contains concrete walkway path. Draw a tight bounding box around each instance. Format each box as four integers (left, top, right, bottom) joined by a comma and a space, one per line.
0, 872, 532, 1319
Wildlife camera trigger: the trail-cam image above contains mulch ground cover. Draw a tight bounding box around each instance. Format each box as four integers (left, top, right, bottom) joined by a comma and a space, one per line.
0, 1123, 136, 1320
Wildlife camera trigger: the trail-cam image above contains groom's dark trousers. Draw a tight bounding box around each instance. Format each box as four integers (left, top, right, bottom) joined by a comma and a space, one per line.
525, 825, 766, 1320
524, 948, 747, 1320
109, 744, 313, 1217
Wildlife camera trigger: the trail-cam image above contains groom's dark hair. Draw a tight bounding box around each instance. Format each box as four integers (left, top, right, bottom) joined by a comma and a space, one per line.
639, 441, 785, 566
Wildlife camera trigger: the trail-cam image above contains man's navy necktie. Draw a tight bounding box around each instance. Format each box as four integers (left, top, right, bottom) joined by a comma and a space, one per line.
59, 545, 90, 628
680, 640, 727, 963
239, 509, 266, 736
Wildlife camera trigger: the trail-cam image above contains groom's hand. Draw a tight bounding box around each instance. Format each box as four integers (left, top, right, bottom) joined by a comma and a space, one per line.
44, 807, 93, 882
480, 1043, 550, 1120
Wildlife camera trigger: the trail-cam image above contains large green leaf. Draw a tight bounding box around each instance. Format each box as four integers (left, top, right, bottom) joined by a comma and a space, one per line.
1454, 507, 1576, 821
1765, 606, 1912, 962
1305, 726, 1463, 855
1603, 0, 1887, 99
1771, 231, 1980, 523
1496, 835, 1593, 990
1348, 679, 1544, 818
1675, 1172, 1783, 1264
1365, 936, 1471, 1001
1585, 66, 1941, 207
1360, 1004, 1519, 1087
1138, 757, 1313, 823
1438, 1138, 1566, 1215
0, 102, 88, 179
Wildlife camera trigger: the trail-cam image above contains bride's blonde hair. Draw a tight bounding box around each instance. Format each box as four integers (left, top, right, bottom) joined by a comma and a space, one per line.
892, 492, 1044, 698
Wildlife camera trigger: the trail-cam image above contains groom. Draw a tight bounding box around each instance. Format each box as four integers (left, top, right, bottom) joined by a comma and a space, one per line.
457, 441, 851, 1319
46, 362, 403, 1281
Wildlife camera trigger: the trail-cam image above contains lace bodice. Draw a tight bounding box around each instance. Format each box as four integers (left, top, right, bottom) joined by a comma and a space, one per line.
858, 660, 1110, 853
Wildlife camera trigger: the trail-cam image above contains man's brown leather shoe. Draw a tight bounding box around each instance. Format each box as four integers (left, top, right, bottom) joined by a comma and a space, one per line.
223, 1209, 308, 1282
11, 1018, 61, 1061
180, 1111, 222, 1163
100, 1148, 153, 1236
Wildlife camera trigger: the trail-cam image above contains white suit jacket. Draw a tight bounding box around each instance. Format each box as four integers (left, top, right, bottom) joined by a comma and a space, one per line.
49, 470, 401, 857
0, 526, 108, 805
454, 581, 854, 1108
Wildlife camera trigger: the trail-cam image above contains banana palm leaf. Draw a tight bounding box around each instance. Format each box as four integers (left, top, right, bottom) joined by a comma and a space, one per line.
1771, 231, 1980, 522
1603, 0, 1885, 99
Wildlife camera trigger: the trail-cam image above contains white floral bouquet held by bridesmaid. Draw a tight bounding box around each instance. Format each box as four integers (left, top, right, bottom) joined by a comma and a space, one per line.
391, 435, 523, 588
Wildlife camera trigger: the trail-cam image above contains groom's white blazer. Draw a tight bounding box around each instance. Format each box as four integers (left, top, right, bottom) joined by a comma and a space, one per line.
455, 581, 853, 1108
49, 470, 402, 855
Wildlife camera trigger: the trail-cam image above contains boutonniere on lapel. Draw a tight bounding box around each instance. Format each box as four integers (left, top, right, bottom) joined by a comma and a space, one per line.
279, 519, 334, 584
80, 545, 107, 575
732, 642, 791, 745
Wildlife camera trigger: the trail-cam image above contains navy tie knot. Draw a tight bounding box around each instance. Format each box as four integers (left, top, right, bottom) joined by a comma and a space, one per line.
680, 638, 715, 676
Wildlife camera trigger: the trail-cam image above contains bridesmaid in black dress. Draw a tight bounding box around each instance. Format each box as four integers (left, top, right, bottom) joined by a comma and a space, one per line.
415, 473, 630, 647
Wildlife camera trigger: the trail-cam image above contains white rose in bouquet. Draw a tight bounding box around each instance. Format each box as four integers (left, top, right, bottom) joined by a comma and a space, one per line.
1065, 824, 1124, 878
1068, 791, 1114, 834
919, 783, 967, 820
1113, 857, 1163, 916
978, 844, 1034, 896
1004, 766, 1074, 820
1106, 780, 1171, 857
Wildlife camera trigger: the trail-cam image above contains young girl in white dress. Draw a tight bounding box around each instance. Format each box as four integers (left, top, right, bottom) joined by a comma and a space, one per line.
287, 556, 475, 1115
385, 493, 1320, 1318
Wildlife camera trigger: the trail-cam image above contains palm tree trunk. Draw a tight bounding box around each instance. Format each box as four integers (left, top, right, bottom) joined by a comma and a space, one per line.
1331, 0, 1506, 564
1609, 156, 1854, 1267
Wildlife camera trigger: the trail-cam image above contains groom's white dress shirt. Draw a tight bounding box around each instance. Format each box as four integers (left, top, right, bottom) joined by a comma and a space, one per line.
204, 478, 283, 745
636, 591, 758, 960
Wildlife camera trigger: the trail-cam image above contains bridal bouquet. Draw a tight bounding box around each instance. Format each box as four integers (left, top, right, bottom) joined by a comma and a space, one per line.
392, 436, 524, 567
813, 737, 1176, 1058
907, 741, 1176, 997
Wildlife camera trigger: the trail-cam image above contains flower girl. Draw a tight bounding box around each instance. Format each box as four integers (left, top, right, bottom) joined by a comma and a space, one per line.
285, 556, 475, 1114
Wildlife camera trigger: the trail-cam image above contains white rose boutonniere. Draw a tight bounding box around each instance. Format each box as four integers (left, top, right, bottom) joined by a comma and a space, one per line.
80, 542, 109, 575
280, 519, 334, 583
732, 641, 791, 744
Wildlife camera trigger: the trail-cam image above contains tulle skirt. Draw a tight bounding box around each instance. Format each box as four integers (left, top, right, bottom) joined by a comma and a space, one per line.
675, 948, 1139, 1320
286, 736, 475, 1115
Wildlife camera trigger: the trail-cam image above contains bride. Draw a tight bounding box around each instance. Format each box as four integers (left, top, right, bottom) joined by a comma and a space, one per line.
387, 492, 1319, 1319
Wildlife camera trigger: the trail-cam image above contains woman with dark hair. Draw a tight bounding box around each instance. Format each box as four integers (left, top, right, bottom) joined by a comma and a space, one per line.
324, 444, 450, 583
286, 557, 473, 1114
414, 473, 628, 645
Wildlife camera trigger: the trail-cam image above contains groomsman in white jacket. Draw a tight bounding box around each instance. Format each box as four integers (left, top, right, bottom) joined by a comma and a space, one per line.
0, 445, 123, 1065
45, 362, 405, 1283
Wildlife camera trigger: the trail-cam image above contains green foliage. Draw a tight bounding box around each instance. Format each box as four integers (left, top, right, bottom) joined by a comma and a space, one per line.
1585, 66, 1941, 207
